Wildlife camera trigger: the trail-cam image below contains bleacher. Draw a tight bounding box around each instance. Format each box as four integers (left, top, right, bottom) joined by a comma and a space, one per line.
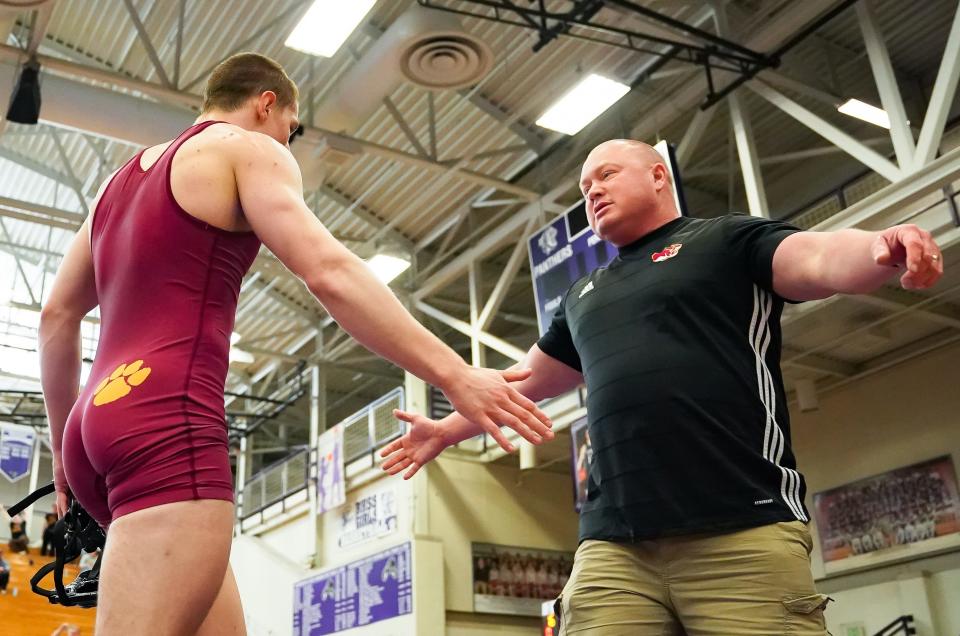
0, 546, 96, 636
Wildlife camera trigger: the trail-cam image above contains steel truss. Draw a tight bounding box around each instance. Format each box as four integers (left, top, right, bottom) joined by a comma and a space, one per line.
418, 0, 776, 106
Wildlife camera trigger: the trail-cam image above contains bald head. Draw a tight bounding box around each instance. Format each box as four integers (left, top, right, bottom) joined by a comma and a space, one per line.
579, 138, 679, 247
585, 140, 672, 184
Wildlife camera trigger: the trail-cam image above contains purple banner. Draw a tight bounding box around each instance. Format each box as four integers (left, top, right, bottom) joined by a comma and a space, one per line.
0, 424, 35, 482
293, 542, 413, 635
528, 202, 617, 335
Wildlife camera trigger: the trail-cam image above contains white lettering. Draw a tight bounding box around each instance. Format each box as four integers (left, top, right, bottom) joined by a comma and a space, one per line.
532, 245, 574, 277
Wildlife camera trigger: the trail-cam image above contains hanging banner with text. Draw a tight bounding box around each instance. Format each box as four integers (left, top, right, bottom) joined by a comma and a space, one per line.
337, 486, 399, 549
293, 542, 413, 635
0, 423, 35, 482
317, 424, 346, 515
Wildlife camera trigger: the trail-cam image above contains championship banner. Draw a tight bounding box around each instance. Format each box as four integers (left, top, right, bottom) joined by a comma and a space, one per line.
293, 542, 413, 635
317, 424, 345, 515
0, 423, 36, 482
527, 140, 685, 335
337, 486, 399, 549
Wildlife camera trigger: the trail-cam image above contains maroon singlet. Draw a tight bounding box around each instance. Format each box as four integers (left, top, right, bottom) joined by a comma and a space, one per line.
62, 121, 261, 527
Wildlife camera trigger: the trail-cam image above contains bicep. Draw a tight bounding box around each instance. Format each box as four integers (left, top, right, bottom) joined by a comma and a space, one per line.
45, 220, 98, 319
772, 231, 832, 301
518, 344, 583, 400
235, 139, 356, 285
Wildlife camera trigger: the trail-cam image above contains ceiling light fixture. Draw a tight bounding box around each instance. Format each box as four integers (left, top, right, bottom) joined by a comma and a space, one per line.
536, 74, 630, 136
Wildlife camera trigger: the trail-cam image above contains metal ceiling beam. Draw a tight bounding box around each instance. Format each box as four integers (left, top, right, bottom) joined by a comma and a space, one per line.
814, 145, 960, 231
174, 0, 185, 88
121, 0, 172, 88
477, 221, 534, 330
675, 104, 717, 167
759, 70, 843, 107
784, 280, 960, 369
308, 129, 539, 202
627, 0, 849, 142
0, 43, 537, 203
856, 0, 915, 171
811, 330, 960, 401
0, 194, 85, 224
383, 96, 430, 159
747, 81, 902, 182
714, 2, 768, 218
0, 142, 85, 197
0, 218, 38, 305
684, 138, 892, 177
25, 1, 55, 56
781, 346, 858, 377
48, 129, 89, 216
315, 182, 410, 249
415, 300, 525, 361
851, 286, 960, 331
414, 182, 567, 300
913, 1, 960, 169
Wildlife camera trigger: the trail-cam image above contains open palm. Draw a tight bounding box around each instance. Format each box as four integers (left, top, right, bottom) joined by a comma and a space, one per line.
380, 409, 448, 479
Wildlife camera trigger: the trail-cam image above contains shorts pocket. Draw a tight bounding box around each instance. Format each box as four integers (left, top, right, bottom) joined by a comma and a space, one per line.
784, 593, 831, 634
552, 595, 564, 636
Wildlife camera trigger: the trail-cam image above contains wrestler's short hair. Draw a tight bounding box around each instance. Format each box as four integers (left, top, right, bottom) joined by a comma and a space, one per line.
202, 52, 299, 112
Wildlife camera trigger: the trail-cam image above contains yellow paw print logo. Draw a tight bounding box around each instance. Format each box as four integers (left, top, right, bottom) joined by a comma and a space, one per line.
93, 360, 152, 406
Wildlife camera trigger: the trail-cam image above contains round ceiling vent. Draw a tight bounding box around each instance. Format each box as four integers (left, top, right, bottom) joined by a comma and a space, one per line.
399, 33, 494, 90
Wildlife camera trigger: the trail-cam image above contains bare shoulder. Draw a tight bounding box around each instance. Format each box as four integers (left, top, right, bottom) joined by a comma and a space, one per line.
204, 123, 291, 166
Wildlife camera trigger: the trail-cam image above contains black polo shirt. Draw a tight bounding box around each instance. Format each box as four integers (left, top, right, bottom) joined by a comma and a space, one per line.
538, 214, 810, 542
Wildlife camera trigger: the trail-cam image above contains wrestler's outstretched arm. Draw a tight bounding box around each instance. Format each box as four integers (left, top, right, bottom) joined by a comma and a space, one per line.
380, 344, 582, 479
232, 132, 553, 443
773, 224, 943, 301
39, 218, 99, 518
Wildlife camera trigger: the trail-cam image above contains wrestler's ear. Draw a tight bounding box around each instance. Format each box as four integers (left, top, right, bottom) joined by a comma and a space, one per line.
256, 90, 279, 121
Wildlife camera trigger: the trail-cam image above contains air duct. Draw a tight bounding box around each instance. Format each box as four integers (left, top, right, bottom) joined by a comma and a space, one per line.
0, 59, 192, 145
313, 6, 493, 135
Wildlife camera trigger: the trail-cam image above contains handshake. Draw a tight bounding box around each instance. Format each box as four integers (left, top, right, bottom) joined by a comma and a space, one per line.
380, 366, 555, 479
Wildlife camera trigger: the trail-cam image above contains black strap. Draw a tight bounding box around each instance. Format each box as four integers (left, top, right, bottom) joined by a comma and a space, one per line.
6, 481, 55, 516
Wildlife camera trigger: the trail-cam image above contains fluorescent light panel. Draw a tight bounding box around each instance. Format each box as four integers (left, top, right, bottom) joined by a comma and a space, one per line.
837, 98, 891, 129
366, 254, 410, 284
285, 0, 377, 58
536, 74, 630, 136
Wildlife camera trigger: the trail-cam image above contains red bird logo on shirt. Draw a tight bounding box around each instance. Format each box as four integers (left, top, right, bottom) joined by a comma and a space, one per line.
651, 243, 683, 263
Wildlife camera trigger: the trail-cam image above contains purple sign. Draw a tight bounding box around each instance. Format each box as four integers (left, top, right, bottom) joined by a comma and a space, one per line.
528, 201, 618, 335
293, 542, 413, 635
0, 424, 35, 482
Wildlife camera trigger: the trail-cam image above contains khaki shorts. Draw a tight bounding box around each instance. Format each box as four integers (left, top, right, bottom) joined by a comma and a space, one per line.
557, 521, 829, 635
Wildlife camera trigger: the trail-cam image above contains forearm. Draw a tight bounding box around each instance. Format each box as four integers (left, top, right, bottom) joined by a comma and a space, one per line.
38, 313, 83, 455
309, 256, 466, 387
816, 229, 898, 294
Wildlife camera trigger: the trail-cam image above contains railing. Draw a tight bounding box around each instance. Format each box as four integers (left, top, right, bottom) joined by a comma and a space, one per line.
239, 446, 309, 520
785, 115, 960, 230
340, 387, 405, 464
873, 615, 915, 636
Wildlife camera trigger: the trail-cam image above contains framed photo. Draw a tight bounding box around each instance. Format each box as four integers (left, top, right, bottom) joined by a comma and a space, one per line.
472, 543, 574, 617
569, 416, 590, 512
813, 455, 960, 565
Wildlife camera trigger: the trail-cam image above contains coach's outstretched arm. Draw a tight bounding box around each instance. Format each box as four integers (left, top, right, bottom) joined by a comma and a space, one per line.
380, 343, 583, 479
231, 131, 552, 441
772, 224, 943, 301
